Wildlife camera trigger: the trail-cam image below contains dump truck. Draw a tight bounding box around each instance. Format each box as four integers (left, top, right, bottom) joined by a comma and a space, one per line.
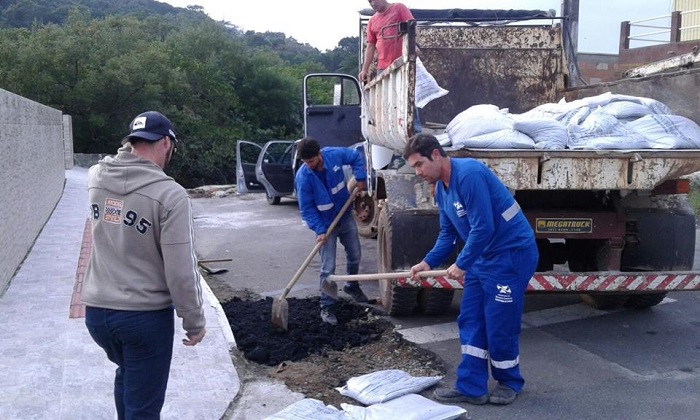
300, 2, 700, 316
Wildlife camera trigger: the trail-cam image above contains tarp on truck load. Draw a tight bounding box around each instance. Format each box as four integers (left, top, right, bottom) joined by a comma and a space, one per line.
444, 92, 700, 150
360, 8, 555, 22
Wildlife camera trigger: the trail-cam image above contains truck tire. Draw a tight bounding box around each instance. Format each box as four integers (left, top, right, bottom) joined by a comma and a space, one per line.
353, 192, 379, 239
417, 288, 454, 315
579, 293, 629, 310
623, 292, 668, 309
377, 209, 418, 316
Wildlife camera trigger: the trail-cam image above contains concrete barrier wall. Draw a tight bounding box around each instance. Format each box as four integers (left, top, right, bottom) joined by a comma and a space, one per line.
0, 88, 68, 293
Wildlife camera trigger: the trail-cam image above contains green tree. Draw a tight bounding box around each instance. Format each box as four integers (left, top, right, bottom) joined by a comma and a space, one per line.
0, 1, 358, 187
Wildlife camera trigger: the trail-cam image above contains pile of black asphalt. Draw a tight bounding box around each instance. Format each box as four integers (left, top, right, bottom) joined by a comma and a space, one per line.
221, 297, 390, 366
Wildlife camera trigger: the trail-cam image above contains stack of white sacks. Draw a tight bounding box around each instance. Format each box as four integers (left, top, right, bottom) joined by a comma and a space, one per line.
443, 92, 700, 150
265, 369, 466, 420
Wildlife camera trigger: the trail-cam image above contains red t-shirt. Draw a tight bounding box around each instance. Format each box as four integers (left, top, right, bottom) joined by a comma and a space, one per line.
366, 3, 414, 70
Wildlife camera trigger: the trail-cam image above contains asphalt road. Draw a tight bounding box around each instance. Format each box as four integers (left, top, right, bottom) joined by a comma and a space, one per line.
192, 192, 700, 420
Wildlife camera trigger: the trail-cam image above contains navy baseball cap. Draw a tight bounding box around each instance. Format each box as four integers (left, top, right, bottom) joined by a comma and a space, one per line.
123, 111, 177, 143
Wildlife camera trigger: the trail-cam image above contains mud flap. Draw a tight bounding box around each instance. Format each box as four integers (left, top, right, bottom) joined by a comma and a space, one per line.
622, 210, 696, 270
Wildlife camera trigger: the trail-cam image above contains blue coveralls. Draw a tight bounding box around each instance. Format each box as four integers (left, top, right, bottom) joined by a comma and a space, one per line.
295, 147, 367, 308
423, 158, 538, 397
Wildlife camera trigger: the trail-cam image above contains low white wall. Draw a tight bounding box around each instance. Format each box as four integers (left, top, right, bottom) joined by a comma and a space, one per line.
0, 88, 70, 294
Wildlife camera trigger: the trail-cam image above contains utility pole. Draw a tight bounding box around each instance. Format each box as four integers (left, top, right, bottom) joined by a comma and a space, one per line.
561, 0, 580, 87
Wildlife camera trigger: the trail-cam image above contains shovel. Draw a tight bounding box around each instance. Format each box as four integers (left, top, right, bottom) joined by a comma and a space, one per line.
198, 258, 232, 275
198, 264, 229, 275
271, 187, 360, 330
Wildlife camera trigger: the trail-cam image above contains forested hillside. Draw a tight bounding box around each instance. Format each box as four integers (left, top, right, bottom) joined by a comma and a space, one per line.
0, 0, 359, 186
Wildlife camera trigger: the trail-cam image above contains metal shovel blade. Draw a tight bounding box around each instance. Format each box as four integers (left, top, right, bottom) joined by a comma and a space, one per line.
270, 187, 360, 331
320, 278, 338, 299
271, 296, 289, 330
199, 264, 229, 275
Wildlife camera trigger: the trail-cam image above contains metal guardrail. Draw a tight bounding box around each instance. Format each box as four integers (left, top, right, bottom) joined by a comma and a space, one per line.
627, 9, 700, 46
628, 14, 672, 45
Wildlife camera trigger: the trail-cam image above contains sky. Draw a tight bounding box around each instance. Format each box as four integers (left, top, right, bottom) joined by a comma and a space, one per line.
162, 0, 673, 54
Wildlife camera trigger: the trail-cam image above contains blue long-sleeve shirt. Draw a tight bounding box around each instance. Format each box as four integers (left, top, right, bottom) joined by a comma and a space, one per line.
295, 147, 366, 235
424, 158, 535, 270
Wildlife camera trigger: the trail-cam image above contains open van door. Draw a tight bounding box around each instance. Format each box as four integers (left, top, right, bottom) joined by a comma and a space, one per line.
255, 140, 296, 205
236, 140, 265, 194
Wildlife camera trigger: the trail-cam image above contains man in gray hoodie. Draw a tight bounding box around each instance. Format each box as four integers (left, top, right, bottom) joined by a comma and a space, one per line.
82, 111, 206, 419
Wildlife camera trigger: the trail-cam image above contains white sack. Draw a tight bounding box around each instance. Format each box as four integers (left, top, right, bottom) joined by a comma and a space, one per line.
572, 91, 615, 109
604, 94, 673, 115
434, 132, 451, 147
514, 101, 563, 120
341, 394, 466, 420
637, 97, 673, 115
628, 114, 700, 149
578, 107, 621, 132
451, 128, 535, 149
264, 398, 348, 420
415, 58, 449, 108
540, 93, 671, 123
336, 369, 442, 405
568, 108, 648, 150
513, 118, 568, 149
601, 101, 654, 120
445, 104, 513, 141
558, 106, 592, 127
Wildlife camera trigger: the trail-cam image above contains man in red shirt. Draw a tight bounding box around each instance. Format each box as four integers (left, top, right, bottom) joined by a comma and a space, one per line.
359, 0, 414, 83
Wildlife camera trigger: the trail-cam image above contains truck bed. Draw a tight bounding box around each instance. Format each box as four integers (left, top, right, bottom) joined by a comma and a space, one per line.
361, 20, 700, 190
445, 149, 700, 190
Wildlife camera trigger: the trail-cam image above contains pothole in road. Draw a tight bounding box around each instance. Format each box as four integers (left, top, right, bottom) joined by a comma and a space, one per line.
217, 292, 445, 408
221, 297, 389, 366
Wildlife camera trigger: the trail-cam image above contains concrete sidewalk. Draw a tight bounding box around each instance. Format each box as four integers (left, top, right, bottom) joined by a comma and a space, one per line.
0, 167, 240, 419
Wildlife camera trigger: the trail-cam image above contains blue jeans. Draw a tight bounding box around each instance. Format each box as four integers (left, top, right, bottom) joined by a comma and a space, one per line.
319, 214, 362, 308
85, 306, 175, 420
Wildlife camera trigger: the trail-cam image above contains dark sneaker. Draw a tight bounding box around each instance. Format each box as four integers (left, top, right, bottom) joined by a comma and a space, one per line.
320, 308, 337, 326
433, 387, 488, 405
489, 384, 518, 405
343, 284, 369, 303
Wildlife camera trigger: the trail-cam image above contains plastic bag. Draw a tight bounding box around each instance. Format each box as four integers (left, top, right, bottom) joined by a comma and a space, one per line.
336, 369, 442, 405
415, 58, 449, 108
513, 118, 568, 149
451, 128, 535, 149
446, 104, 514, 142
341, 394, 466, 420
629, 114, 700, 149
264, 398, 348, 420
566, 107, 647, 149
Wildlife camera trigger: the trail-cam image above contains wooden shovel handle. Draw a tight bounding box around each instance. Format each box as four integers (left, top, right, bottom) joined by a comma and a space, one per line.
279, 187, 361, 299
328, 270, 448, 282
198, 258, 232, 264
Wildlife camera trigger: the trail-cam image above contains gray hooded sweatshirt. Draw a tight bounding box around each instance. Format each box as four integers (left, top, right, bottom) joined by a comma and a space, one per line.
82, 144, 205, 334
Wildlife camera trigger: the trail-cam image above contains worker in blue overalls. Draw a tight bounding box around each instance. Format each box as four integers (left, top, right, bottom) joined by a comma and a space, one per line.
404, 133, 538, 406
295, 137, 369, 326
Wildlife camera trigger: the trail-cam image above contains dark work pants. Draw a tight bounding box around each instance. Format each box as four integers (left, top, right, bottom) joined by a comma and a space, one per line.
85, 306, 175, 420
